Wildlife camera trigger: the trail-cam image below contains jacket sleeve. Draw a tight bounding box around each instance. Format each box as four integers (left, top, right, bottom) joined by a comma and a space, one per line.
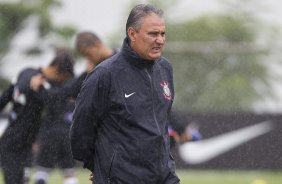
70, 67, 111, 171
37, 72, 88, 103
0, 84, 14, 111
48, 72, 87, 99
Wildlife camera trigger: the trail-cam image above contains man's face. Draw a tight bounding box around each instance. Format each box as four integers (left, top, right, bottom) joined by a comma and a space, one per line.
55, 72, 72, 83
129, 14, 165, 60
46, 67, 72, 83
79, 45, 101, 65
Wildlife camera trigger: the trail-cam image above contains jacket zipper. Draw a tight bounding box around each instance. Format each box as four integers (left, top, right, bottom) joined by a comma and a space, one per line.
145, 68, 161, 135
107, 149, 117, 184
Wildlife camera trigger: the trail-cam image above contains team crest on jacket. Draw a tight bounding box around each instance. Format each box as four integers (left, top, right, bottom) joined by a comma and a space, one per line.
160, 81, 172, 100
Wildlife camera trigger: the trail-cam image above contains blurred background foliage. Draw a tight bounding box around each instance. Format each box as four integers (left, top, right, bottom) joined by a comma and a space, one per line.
165, 15, 270, 112
0, 0, 76, 88
0, 0, 280, 113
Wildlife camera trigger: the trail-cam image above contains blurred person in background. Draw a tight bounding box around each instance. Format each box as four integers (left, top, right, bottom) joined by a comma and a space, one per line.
30, 31, 117, 105
0, 49, 74, 184
168, 110, 202, 146
168, 110, 202, 168
75, 31, 117, 73
70, 4, 180, 184
31, 48, 79, 184
29, 32, 116, 184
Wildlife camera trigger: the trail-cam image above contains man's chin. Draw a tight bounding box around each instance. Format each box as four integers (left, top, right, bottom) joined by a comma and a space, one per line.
149, 53, 161, 60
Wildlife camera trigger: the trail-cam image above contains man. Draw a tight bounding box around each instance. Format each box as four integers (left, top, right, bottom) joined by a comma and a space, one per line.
30, 32, 115, 184
30, 49, 79, 184
0, 50, 74, 184
75, 31, 116, 73
70, 4, 180, 184
33, 89, 78, 184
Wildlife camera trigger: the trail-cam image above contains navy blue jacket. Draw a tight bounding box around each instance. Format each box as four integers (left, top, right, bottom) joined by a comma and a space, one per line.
70, 38, 179, 184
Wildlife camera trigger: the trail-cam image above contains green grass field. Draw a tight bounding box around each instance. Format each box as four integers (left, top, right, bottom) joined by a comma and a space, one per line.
1, 169, 282, 184
177, 170, 282, 184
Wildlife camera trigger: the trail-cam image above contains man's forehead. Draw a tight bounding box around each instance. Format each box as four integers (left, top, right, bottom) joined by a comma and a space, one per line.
142, 13, 164, 22
140, 14, 165, 28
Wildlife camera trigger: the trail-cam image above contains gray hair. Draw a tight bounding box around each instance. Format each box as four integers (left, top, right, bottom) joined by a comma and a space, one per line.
126, 4, 164, 38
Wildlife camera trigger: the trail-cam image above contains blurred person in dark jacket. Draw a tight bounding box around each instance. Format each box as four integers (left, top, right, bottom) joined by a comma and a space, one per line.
29, 33, 116, 184
29, 49, 79, 184
0, 49, 74, 184
33, 92, 78, 184
70, 4, 180, 184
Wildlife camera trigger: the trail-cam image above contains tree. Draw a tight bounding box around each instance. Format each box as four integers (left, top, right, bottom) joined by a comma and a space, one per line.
0, 0, 76, 89
164, 15, 271, 112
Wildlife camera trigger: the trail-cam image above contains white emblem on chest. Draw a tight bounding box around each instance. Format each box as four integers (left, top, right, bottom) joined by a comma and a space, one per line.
160, 81, 172, 100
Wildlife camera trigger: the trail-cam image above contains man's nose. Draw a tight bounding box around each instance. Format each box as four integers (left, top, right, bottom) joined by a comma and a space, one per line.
156, 35, 165, 44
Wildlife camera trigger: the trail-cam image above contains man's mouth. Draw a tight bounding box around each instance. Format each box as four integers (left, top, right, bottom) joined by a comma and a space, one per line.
152, 47, 161, 52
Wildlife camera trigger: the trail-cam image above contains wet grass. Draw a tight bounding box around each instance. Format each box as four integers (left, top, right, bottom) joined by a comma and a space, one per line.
1, 169, 282, 184
178, 170, 282, 184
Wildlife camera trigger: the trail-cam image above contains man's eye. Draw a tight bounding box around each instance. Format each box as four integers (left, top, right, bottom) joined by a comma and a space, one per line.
149, 32, 158, 36
148, 32, 165, 37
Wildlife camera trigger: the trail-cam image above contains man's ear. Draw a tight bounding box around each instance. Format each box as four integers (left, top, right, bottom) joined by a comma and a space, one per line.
127, 27, 136, 42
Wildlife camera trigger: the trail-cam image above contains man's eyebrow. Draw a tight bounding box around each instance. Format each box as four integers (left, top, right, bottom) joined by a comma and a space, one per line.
148, 30, 165, 34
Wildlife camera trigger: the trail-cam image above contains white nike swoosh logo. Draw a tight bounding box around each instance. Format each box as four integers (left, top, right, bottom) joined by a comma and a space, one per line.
125, 92, 136, 98
178, 121, 273, 164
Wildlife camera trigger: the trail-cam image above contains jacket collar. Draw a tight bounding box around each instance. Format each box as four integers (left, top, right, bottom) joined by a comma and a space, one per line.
121, 37, 156, 69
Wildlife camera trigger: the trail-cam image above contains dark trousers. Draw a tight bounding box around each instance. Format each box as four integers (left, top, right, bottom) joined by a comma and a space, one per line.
0, 149, 32, 184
